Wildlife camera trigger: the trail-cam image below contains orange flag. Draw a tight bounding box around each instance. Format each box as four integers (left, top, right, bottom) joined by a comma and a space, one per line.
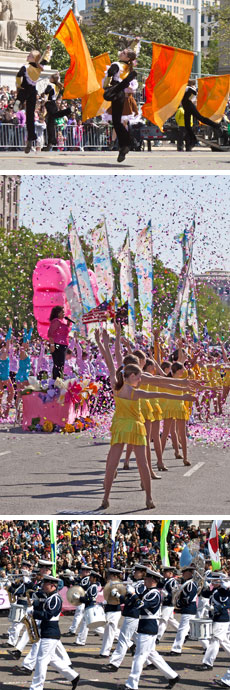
82, 52, 111, 122
142, 43, 194, 131
55, 10, 100, 99
197, 75, 230, 122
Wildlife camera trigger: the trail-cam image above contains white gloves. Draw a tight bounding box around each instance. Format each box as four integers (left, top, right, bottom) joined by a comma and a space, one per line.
111, 588, 120, 599
126, 585, 135, 595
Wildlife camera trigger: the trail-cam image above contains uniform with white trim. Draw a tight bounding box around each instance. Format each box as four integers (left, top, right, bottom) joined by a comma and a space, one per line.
100, 568, 123, 657
106, 568, 146, 670
157, 567, 179, 641
76, 571, 99, 646
202, 575, 230, 670
170, 565, 198, 655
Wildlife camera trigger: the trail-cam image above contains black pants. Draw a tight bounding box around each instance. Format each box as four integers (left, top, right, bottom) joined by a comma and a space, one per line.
51, 344, 67, 380
45, 102, 70, 145
17, 85, 37, 141
112, 93, 130, 149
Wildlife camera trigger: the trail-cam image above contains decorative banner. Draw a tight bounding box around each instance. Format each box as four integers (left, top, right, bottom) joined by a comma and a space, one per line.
92, 218, 114, 303
55, 10, 100, 99
135, 220, 153, 341
179, 272, 190, 338
208, 520, 223, 571
187, 277, 199, 342
160, 520, 171, 567
180, 545, 193, 568
50, 520, 57, 577
197, 75, 230, 123
82, 298, 115, 323
169, 256, 192, 348
111, 519, 122, 566
68, 212, 97, 313
142, 42, 194, 131
181, 219, 195, 266
82, 53, 111, 122
118, 232, 136, 342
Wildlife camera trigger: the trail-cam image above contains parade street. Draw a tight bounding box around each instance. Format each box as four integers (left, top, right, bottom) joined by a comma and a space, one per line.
1, 146, 230, 170
0, 412, 229, 515
0, 611, 229, 690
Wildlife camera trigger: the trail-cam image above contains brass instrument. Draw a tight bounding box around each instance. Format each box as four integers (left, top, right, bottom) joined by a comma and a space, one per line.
66, 585, 85, 606
103, 581, 126, 604
21, 613, 40, 643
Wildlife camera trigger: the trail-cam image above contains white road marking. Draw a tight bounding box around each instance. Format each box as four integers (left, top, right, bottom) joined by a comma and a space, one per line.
0, 451, 11, 457
184, 462, 205, 477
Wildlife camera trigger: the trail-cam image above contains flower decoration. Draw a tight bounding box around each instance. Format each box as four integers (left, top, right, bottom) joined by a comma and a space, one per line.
43, 420, 54, 432
63, 423, 75, 433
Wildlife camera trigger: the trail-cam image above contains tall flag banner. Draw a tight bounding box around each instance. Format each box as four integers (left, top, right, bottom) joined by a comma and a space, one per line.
181, 219, 195, 265
111, 519, 122, 566
50, 520, 57, 577
197, 75, 230, 123
118, 232, 136, 342
160, 520, 171, 566
208, 520, 223, 571
169, 257, 192, 347
68, 212, 97, 313
55, 10, 100, 99
135, 221, 154, 341
142, 43, 194, 131
92, 219, 114, 303
82, 53, 111, 122
179, 272, 190, 337
82, 298, 115, 323
187, 277, 199, 342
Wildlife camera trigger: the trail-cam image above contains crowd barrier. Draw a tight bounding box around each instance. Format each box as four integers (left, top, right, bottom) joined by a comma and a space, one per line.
0, 122, 113, 151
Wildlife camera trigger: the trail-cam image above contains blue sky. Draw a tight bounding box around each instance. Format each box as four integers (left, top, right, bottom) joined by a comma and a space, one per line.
20, 174, 230, 275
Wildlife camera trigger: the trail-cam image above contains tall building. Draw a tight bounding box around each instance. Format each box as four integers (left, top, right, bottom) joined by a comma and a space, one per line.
196, 269, 230, 306
184, 0, 218, 52
219, 0, 230, 73
0, 176, 21, 231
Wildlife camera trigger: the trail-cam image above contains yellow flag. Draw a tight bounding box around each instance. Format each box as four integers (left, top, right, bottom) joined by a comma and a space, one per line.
197, 75, 230, 122
82, 53, 111, 122
142, 42, 194, 131
55, 10, 100, 99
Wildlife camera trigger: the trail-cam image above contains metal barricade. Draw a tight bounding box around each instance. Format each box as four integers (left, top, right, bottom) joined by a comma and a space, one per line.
0, 123, 27, 149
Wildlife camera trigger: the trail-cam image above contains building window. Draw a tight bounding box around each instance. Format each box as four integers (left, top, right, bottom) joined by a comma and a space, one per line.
201, 40, 204, 47
201, 27, 204, 35
208, 26, 211, 35
187, 14, 191, 23
201, 13, 204, 21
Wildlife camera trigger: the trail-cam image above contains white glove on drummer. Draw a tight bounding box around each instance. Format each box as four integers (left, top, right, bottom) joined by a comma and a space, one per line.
26, 606, 34, 614
111, 588, 120, 599
126, 585, 135, 595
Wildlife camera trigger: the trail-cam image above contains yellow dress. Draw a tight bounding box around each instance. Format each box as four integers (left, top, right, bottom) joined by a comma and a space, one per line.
139, 383, 154, 422
199, 364, 210, 386
223, 366, 230, 387
148, 383, 162, 421
182, 369, 195, 418
159, 384, 189, 421
110, 389, 147, 446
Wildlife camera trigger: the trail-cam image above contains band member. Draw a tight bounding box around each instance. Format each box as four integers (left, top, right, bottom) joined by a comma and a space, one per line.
181, 85, 221, 151
14, 46, 51, 153
44, 73, 71, 150
120, 568, 180, 690
197, 560, 212, 620
156, 566, 179, 642
201, 572, 230, 671
75, 570, 100, 646
28, 575, 79, 690
102, 564, 147, 671
103, 40, 139, 163
7, 560, 33, 649
63, 564, 92, 638
169, 564, 198, 656
215, 668, 230, 688
100, 567, 124, 657
12, 560, 54, 675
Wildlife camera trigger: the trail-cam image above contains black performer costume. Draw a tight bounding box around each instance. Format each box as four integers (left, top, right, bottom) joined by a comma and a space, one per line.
104, 42, 139, 162
44, 74, 71, 148
15, 47, 51, 147
182, 86, 220, 150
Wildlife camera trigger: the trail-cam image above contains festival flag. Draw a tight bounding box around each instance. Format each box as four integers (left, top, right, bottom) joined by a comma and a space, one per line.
160, 520, 171, 567
55, 10, 100, 99
197, 75, 230, 123
169, 256, 192, 347
115, 301, 128, 326
82, 53, 111, 122
92, 218, 114, 303
208, 520, 223, 571
50, 520, 56, 577
181, 219, 195, 266
179, 272, 190, 338
82, 297, 115, 323
142, 43, 194, 131
118, 233, 136, 342
68, 212, 97, 313
111, 519, 122, 566
187, 277, 199, 342
135, 221, 154, 341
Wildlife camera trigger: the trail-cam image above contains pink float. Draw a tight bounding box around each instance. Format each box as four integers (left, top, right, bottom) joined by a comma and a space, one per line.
33, 259, 99, 339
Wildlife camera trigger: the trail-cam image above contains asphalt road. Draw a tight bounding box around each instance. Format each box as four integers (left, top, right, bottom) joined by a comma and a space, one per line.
0, 416, 229, 516
0, 145, 230, 170
0, 611, 229, 689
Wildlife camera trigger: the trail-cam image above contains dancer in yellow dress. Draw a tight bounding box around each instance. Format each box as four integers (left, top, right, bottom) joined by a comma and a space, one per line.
161, 362, 191, 467
143, 358, 167, 472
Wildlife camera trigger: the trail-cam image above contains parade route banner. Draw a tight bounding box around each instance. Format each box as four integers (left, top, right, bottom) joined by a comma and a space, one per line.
55, 10, 100, 99
135, 221, 153, 341
142, 43, 194, 130
92, 218, 114, 303
197, 75, 230, 123
82, 53, 111, 121
118, 233, 136, 342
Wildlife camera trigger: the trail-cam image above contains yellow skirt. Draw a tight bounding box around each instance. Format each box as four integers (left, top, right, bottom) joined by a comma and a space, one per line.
160, 400, 189, 421
140, 398, 154, 422
110, 417, 147, 446
150, 401, 163, 422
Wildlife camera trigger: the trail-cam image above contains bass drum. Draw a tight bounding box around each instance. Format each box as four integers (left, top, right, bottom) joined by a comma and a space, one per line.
84, 604, 106, 629
8, 604, 25, 622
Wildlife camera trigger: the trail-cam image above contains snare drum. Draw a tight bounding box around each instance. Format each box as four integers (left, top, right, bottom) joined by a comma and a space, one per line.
190, 617, 213, 640
84, 604, 106, 629
8, 604, 25, 623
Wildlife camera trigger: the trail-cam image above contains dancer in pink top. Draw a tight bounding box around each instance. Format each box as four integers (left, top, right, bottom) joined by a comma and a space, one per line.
48, 306, 72, 380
